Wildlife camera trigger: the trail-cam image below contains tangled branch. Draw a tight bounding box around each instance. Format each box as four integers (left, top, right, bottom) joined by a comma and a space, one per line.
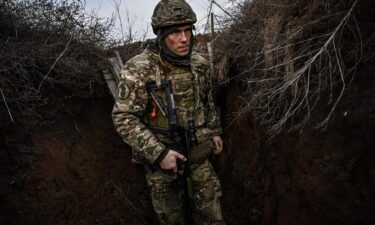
0, 0, 117, 126
218, 0, 363, 136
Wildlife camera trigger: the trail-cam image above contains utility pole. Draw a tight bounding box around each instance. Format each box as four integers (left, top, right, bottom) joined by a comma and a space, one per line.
210, 11, 215, 40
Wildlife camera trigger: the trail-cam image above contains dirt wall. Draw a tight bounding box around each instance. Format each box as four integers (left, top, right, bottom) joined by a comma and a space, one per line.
0, 98, 156, 225
1, 1, 375, 224
219, 22, 375, 225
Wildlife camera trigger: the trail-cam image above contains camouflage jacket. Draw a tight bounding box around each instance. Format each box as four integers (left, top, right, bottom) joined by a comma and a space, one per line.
112, 47, 222, 165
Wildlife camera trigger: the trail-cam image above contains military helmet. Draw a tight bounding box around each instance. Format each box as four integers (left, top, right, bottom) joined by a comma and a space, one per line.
151, 0, 197, 34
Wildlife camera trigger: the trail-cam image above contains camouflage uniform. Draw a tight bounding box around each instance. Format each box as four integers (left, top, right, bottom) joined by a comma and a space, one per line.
112, 47, 225, 225
112, 0, 225, 224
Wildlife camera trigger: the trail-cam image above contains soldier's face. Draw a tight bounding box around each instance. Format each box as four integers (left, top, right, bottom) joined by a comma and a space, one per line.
165, 25, 192, 56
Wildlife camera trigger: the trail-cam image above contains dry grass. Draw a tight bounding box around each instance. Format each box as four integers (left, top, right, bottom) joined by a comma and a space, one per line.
0, 0, 116, 126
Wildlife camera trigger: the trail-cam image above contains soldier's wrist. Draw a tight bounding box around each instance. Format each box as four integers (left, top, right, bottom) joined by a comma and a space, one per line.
154, 148, 170, 165
211, 127, 223, 136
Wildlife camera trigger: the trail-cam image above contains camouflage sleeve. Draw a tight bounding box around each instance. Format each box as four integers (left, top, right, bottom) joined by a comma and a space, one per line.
112, 60, 166, 165
205, 83, 223, 136
203, 60, 223, 136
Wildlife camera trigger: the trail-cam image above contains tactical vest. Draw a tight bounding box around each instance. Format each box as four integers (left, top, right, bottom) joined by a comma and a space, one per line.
142, 50, 213, 146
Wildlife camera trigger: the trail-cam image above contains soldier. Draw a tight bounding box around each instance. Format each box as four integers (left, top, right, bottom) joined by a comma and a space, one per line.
112, 0, 225, 224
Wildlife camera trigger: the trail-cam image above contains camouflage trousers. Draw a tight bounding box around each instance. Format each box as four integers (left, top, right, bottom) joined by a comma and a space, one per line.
146, 159, 225, 225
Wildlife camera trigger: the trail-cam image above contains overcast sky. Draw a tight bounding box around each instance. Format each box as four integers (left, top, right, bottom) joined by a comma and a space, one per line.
85, 0, 233, 40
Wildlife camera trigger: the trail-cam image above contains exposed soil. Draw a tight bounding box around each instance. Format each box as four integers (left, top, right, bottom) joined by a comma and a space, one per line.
218, 26, 375, 225
0, 98, 156, 225
1, 59, 375, 225
1, 1, 375, 225
4, 58, 371, 225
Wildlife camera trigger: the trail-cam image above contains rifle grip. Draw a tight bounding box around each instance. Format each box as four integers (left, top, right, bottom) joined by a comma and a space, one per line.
177, 159, 185, 176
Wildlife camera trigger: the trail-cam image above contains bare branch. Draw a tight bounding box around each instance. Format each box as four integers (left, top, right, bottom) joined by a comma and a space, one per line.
217, 0, 362, 136
38, 35, 72, 91
0, 87, 14, 123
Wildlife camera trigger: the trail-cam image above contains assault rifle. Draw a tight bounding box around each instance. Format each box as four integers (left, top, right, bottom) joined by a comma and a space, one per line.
147, 80, 197, 224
